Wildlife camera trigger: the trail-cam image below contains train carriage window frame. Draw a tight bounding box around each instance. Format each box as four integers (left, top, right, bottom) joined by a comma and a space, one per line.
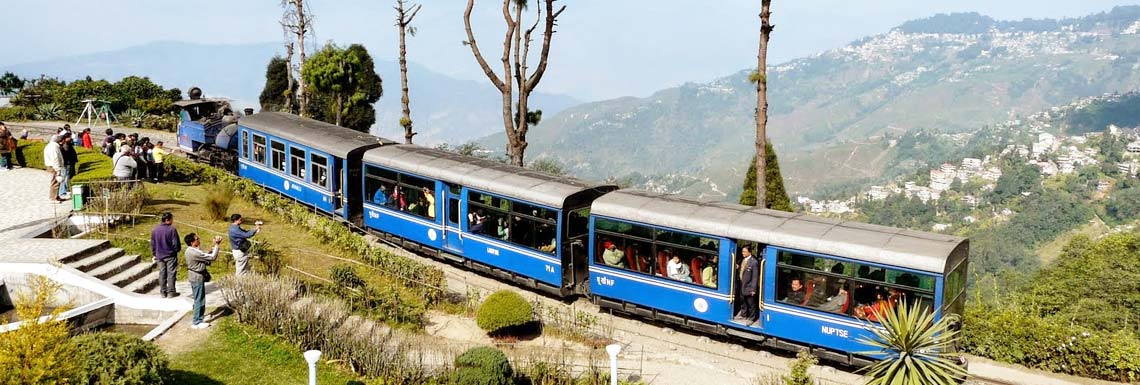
773, 247, 936, 322
310, 153, 329, 189
289, 146, 306, 180
241, 130, 249, 159
593, 216, 721, 290
270, 139, 286, 172
362, 164, 438, 222
251, 134, 267, 165
466, 189, 558, 254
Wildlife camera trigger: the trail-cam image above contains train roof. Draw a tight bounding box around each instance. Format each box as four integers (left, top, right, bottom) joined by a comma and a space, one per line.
362, 145, 617, 208
591, 189, 967, 274
241, 112, 396, 158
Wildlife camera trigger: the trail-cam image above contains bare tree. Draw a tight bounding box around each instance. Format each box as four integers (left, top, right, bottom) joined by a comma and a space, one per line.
752, 0, 774, 208
396, 0, 422, 144
281, 0, 314, 116
283, 40, 295, 112
463, 0, 565, 166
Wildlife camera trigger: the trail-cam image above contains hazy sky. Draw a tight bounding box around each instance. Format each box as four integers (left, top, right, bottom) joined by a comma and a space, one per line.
2, 0, 1137, 101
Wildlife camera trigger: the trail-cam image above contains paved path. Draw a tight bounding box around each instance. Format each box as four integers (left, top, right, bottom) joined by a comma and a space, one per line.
0, 168, 72, 241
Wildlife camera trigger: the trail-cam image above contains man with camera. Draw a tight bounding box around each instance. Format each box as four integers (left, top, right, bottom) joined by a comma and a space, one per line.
184, 233, 221, 329
227, 213, 261, 276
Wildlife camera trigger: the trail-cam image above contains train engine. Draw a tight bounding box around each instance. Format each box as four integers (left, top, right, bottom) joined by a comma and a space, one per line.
175, 87, 240, 170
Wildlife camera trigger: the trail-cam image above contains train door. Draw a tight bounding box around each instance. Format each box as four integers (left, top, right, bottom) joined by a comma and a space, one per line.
731, 240, 764, 328
442, 183, 464, 253
565, 207, 591, 293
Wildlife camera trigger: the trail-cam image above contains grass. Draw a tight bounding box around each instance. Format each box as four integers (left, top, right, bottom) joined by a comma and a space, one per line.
90, 181, 401, 298
16, 140, 113, 183
168, 318, 365, 385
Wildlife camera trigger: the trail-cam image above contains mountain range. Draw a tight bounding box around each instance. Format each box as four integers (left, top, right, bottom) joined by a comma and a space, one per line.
493, 6, 1140, 197
0, 41, 579, 145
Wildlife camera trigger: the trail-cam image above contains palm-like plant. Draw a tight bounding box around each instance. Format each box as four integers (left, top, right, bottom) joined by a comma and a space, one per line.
858, 302, 968, 385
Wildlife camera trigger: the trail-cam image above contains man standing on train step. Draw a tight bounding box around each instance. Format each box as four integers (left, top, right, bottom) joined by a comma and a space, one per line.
228, 213, 261, 276
735, 246, 760, 326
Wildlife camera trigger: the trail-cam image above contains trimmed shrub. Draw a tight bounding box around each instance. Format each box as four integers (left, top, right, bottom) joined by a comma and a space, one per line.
203, 186, 234, 221
71, 332, 170, 385
16, 140, 114, 183
330, 264, 366, 289
476, 290, 533, 334
454, 346, 513, 385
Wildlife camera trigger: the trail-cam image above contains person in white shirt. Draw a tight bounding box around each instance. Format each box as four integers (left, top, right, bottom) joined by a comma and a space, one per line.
666, 253, 692, 282
42, 135, 65, 203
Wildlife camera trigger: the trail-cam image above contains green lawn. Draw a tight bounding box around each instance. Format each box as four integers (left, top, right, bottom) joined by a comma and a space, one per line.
16, 140, 113, 183
168, 319, 365, 385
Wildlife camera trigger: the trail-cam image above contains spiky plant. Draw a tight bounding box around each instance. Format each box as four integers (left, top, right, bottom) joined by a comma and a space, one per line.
858, 301, 967, 385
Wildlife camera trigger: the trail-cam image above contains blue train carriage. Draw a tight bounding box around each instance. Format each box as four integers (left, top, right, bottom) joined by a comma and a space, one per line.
587, 189, 968, 366
237, 112, 393, 223
175, 98, 241, 169
360, 145, 617, 296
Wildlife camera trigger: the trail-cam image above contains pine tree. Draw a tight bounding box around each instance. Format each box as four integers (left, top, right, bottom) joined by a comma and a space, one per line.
739, 141, 793, 211
258, 56, 296, 113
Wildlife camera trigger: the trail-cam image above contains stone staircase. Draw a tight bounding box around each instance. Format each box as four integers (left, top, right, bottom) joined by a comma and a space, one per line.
59, 241, 159, 294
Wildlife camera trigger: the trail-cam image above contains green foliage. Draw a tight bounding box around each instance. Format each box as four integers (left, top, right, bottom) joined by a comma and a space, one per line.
1025, 232, 1140, 334
18, 140, 114, 183
782, 350, 817, 385
990, 161, 1040, 205
34, 103, 63, 120
0, 275, 78, 385
858, 302, 966, 385
476, 290, 533, 334
259, 56, 296, 113
203, 187, 235, 222
302, 43, 383, 132
528, 157, 566, 176
1065, 92, 1140, 135
1104, 186, 1140, 224
330, 263, 366, 289
12, 75, 179, 124
0, 105, 34, 121
453, 346, 513, 385
71, 332, 170, 385
437, 142, 490, 158
863, 195, 936, 229
0, 72, 25, 94
739, 141, 793, 211
121, 109, 145, 127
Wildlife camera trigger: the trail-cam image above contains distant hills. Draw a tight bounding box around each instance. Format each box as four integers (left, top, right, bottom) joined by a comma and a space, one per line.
0, 41, 578, 145
495, 6, 1140, 197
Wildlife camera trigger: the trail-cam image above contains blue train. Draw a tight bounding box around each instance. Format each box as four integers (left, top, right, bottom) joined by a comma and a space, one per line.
179, 110, 968, 367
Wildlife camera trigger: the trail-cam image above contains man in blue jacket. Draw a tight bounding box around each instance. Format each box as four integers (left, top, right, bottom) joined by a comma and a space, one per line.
150, 212, 181, 297
228, 213, 261, 275
735, 246, 760, 326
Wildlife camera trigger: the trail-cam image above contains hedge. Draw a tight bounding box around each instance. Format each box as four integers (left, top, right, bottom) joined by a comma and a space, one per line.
453, 346, 513, 385
164, 156, 446, 304
16, 140, 114, 183
476, 290, 533, 334
71, 332, 171, 385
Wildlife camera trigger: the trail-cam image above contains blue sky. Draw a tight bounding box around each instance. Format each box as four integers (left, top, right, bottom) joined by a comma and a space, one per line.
2, 0, 1137, 101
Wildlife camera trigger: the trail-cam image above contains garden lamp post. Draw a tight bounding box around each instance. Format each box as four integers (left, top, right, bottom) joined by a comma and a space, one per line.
303, 349, 322, 385
605, 343, 622, 385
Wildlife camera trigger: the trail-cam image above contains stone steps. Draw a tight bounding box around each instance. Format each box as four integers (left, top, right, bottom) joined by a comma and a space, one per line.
67, 248, 126, 272
84, 254, 139, 280
122, 268, 160, 295
106, 262, 155, 289
60, 240, 158, 294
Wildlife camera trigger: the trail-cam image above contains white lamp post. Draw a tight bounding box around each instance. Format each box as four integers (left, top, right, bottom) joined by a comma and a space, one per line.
605, 343, 622, 385
303, 350, 322, 385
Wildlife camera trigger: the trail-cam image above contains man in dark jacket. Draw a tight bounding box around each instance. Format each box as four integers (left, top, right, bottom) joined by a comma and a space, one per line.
735, 246, 760, 325
59, 132, 78, 198
150, 212, 181, 297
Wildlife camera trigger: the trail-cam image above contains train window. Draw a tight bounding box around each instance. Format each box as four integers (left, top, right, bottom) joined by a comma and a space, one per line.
310, 153, 329, 189
943, 262, 966, 314
466, 190, 558, 253
567, 208, 590, 239
252, 135, 267, 164
241, 131, 249, 159
393, 173, 435, 220
270, 140, 286, 172
595, 217, 653, 240
365, 165, 398, 207
289, 147, 306, 179
594, 218, 719, 289
655, 229, 718, 253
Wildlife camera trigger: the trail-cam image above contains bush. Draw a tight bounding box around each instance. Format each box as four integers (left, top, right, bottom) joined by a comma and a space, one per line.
203, 187, 235, 221
454, 346, 513, 385
16, 140, 114, 183
0, 275, 77, 385
476, 290, 533, 334
0, 105, 33, 121
330, 264, 366, 289
71, 332, 170, 385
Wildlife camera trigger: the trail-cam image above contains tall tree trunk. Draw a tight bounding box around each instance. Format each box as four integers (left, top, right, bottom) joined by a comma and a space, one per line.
335, 94, 343, 127
396, 0, 420, 144
295, 0, 311, 117
754, 0, 773, 208
464, 0, 564, 167
284, 42, 295, 112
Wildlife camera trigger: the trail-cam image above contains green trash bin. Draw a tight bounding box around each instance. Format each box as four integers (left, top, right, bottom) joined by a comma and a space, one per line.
72, 185, 83, 211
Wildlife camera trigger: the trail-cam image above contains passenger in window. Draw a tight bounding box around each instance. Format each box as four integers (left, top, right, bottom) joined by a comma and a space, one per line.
855, 290, 892, 322
496, 217, 509, 240
539, 237, 556, 253
372, 185, 389, 205
895, 273, 920, 288
601, 240, 626, 268
422, 187, 436, 219
805, 276, 830, 307
390, 186, 407, 211
701, 255, 717, 288
782, 278, 806, 305
853, 282, 876, 306
666, 253, 692, 282
469, 210, 487, 233
817, 282, 849, 314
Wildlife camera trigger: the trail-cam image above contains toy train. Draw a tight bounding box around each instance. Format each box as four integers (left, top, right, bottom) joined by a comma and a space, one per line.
178, 107, 968, 367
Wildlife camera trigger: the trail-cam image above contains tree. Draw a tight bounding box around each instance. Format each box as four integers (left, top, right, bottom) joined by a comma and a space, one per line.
259, 56, 297, 112
752, 0, 775, 210
395, 0, 422, 144
281, 0, 314, 116
0, 72, 25, 95
463, 0, 566, 166
858, 302, 967, 385
739, 141, 792, 211
302, 43, 382, 132
0, 275, 78, 385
